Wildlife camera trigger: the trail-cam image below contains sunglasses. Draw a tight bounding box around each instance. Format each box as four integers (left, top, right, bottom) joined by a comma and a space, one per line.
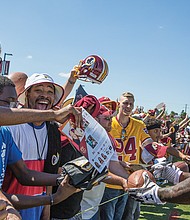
121, 128, 127, 141
0, 99, 19, 108
98, 116, 113, 121
103, 116, 112, 121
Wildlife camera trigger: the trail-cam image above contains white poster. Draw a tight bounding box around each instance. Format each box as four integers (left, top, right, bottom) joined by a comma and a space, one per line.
59, 107, 114, 172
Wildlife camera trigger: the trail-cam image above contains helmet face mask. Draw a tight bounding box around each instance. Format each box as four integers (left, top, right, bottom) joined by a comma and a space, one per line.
78, 55, 109, 84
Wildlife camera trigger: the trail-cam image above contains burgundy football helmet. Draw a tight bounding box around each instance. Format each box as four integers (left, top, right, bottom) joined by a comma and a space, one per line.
77, 55, 108, 84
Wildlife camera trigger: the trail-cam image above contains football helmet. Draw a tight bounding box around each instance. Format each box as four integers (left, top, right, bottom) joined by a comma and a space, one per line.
77, 55, 109, 84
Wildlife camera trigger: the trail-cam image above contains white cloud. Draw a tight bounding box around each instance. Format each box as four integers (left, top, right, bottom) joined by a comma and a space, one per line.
58, 72, 70, 78
26, 55, 33, 59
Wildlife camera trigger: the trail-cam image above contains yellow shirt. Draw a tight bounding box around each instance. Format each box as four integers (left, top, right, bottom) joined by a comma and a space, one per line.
106, 116, 150, 189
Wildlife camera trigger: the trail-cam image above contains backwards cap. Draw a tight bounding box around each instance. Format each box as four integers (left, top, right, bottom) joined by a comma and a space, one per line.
74, 95, 100, 118
98, 96, 117, 112
18, 73, 64, 107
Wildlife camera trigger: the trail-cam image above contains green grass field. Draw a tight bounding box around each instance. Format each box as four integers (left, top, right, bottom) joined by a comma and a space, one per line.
140, 203, 190, 220
139, 157, 190, 220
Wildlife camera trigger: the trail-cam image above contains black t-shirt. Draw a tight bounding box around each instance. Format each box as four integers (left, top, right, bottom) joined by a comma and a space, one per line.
169, 124, 179, 145
50, 142, 84, 219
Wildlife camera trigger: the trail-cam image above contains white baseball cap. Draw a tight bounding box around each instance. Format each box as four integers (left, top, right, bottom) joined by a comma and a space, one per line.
18, 73, 64, 107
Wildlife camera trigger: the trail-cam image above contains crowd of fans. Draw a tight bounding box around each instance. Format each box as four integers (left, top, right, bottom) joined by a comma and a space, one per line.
132, 104, 190, 156
0, 65, 189, 220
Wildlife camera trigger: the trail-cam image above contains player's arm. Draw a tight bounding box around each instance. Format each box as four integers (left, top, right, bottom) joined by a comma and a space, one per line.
4, 175, 78, 210
102, 160, 130, 191
161, 131, 173, 139
9, 159, 60, 186
58, 67, 78, 106
0, 107, 57, 126
152, 159, 190, 184
109, 160, 129, 179
128, 172, 190, 205
166, 146, 190, 164
158, 177, 190, 204
155, 105, 165, 119
0, 105, 82, 128
103, 172, 128, 191
128, 161, 190, 205
4, 192, 54, 210
178, 114, 189, 129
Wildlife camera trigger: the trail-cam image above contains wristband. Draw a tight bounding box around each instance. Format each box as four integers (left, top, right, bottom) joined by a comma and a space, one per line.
154, 185, 165, 204
49, 194, 54, 206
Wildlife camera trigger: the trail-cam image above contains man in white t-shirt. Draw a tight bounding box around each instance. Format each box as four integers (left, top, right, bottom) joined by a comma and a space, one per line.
81, 105, 129, 220
3, 73, 78, 220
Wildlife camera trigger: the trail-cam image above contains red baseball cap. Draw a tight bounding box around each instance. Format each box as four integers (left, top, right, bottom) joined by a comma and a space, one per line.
74, 95, 100, 118
98, 96, 117, 111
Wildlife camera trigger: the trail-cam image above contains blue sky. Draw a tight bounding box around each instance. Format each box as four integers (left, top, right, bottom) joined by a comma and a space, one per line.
1, 0, 190, 114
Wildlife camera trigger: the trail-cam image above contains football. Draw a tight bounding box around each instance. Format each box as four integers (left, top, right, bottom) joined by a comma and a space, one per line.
173, 161, 189, 172
127, 169, 156, 188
